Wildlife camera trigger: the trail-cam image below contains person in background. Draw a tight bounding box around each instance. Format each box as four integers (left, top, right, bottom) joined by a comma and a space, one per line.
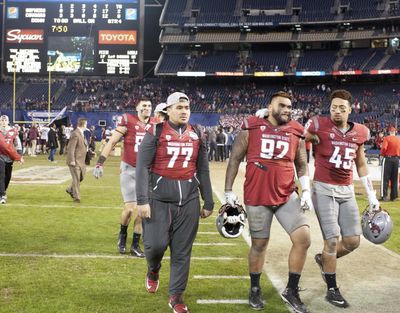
66, 118, 88, 203
380, 126, 400, 201
28, 124, 39, 157
47, 123, 58, 162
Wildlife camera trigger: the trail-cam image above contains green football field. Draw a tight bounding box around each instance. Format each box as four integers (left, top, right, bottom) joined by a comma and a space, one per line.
0, 154, 398, 313
0, 154, 289, 313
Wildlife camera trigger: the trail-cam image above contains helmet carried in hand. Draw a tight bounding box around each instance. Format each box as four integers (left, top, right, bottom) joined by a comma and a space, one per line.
361, 207, 393, 244
216, 203, 247, 239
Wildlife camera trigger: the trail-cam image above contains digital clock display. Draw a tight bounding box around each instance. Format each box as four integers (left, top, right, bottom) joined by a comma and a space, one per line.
3, 0, 140, 76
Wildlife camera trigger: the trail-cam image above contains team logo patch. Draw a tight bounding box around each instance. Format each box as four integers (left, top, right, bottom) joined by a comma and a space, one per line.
165, 135, 171, 141
135, 125, 139, 130
330, 133, 335, 139
260, 126, 266, 132
189, 131, 199, 140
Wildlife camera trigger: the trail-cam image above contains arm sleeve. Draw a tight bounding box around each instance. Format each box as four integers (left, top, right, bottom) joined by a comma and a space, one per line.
136, 132, 157, 205
196, 136, 214, 211
0, 140, 21, 161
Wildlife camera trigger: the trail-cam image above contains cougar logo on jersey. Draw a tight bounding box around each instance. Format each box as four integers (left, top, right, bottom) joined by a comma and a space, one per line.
189, 131, 199, 140
135, 125, 139, 130
165, 135, 171, 141
260, 126, 266, 132
330, 133, 335, 139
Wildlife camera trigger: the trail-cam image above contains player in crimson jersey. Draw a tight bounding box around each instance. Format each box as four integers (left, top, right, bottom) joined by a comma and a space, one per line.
225, 91, 312, 313
136, 92, 213, 313
304, 89, 379, 308
0, 115, 23, 204
92, 97, 153, 257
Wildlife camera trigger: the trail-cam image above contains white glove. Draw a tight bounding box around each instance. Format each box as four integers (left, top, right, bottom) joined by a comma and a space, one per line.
225, 191, 239, 206
93, 164, 104, 179
298, 176, 314, 211
360, 175, 379, 212
255, 108, 269, 118
300, 190, 314, 211
367, 192, 380, 212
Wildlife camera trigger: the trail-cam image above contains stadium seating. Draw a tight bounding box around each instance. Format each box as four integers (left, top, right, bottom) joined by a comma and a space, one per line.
383, 52, 400, 69
296, 50, 337, 72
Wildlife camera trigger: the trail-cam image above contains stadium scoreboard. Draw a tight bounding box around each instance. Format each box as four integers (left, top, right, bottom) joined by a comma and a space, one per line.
2, 0, 141, 76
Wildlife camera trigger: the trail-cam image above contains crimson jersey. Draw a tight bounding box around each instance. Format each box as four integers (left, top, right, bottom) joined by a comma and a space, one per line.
305, 116, 369, 185
242, 116, 304, 206
148, 122, 200, 180
2, 126, 18, 145
0, 132, 21, 161
116, 114, 155, 167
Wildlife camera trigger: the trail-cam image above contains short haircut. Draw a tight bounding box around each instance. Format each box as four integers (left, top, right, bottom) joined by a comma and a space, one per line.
77, 118, 87, 127
136, 96, 151, 106
269, 91, 292, 103
330, 89, 352, 104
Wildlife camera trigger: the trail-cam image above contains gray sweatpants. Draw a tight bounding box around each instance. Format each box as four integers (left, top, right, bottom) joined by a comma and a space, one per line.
142, 197, 200, 295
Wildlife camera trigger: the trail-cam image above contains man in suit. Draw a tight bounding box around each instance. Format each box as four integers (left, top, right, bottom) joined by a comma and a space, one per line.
66, 118, 88, 203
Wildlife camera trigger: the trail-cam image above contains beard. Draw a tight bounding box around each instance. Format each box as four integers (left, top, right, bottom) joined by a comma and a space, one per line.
272, 110, 290, 125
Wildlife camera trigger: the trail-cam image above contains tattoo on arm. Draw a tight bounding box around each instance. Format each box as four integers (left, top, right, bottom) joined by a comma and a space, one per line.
225, 131, 248, 191
294, 139, 308, 177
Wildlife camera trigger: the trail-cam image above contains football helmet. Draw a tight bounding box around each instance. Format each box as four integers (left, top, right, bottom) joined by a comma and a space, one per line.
216, 203, 247, 239
361, 207, 393, 244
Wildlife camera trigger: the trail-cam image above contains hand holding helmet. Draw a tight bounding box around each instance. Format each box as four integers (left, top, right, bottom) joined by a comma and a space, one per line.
216, 203, 247, 239
361, 206, 393, 244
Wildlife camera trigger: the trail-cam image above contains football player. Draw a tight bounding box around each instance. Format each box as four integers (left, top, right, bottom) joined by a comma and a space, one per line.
92, 97, 153, 257
304, 89, 379, 308
154, 102, 168, 123
136, 92, 213, 313
225, 91, 312, 313
0, 115, 23, 203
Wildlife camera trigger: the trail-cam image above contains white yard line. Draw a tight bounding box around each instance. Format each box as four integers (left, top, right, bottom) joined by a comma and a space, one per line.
193, 243, 237, 246
193, 275, 249, 279
9, 203, 121, 210
197, 299, 249, 304
0, 253, 243, 261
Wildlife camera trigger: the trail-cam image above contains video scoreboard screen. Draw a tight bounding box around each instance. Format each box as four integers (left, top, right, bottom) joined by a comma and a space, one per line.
3, 0, 140, 76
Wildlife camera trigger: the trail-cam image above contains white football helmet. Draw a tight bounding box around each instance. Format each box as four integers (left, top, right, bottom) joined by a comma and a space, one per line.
361, 207, 393, 244
216, 203, 247, 239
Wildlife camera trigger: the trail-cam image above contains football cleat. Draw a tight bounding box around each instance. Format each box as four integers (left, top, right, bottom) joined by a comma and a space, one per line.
130, 244, 145, 258
168, 294, 189, 313
146, 270, 160, 293
249, 286, 264, 310
326, 287, 349, 308
281, 287, 309, 313
0, 196, 6, 204
314, 253, 326, 282
117, 233, 127, 254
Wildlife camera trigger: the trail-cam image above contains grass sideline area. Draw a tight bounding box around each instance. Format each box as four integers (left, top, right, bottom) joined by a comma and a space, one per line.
0, 154, 289, 313
1, 154, 399, 312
